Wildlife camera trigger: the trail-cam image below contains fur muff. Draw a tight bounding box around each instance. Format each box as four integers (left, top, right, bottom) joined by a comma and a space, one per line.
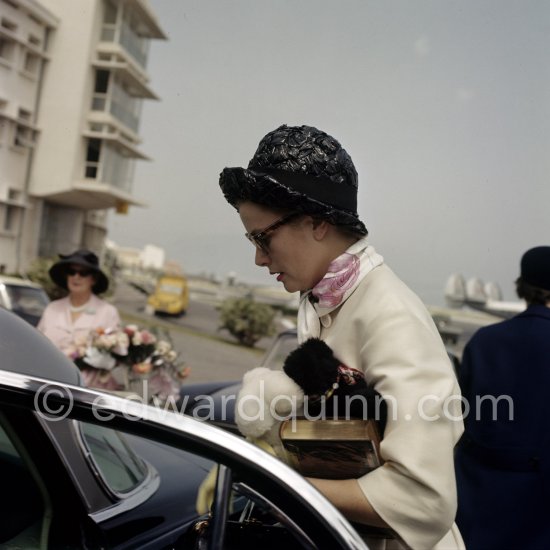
283, 338, 386, 431
235, 367, 304, 442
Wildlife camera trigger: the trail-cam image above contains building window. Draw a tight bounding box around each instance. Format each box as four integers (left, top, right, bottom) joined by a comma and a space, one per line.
101, 143, 134, 191
28, 34, 41, 49
13, 109, 36, 148
91, 69, 110, 111
13, 125, 35, 148
0, 37, 15, 62
3, 204, 19, 232
101, 0, 118, 41
120, 16, 149, 67
1, 18, 17, 32
8, 189, 21, 201
0, 100, 6, 143
18, 108, 31, 121
85, 138, 102, 178
23, 51, 39, 75
110, 77, 141, 132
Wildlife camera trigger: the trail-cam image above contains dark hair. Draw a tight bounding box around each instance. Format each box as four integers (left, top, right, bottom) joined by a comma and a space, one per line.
515, 277, 550, 305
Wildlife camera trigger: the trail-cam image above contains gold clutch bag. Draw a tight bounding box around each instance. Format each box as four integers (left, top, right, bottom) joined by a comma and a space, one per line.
279, 417, 383, 480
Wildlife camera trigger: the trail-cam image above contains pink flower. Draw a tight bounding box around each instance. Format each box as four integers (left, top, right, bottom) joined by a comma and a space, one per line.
313, 253, 360, 308
124, 325, 138, 337
140, 330, 156, 345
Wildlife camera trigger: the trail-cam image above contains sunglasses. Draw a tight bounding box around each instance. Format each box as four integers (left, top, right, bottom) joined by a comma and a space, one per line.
245, 212, 300, 253
66, 267, 93, 277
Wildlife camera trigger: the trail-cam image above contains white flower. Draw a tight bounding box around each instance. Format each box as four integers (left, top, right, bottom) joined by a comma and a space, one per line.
83, 347, 116, 370
156, 340, 172, 355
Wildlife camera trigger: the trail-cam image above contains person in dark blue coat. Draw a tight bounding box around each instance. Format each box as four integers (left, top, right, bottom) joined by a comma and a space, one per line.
455, 246, 550, 550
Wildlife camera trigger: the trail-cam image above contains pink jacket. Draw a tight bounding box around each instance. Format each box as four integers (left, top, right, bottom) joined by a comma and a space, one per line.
37, 295, 120, 356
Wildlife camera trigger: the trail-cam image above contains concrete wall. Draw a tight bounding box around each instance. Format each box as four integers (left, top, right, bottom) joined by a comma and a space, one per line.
30, 0, 102, 196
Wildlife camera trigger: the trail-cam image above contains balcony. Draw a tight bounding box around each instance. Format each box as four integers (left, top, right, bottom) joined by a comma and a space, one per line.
99, 0, 166, 71
30, 122, 148, 210
92, 55, 158, 100
84, 114, 149, 159
31, 181, 146, 210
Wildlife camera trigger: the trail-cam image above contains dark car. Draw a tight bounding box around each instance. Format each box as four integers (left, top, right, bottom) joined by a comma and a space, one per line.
0, 275, 50, 326
0, 309, 368, 549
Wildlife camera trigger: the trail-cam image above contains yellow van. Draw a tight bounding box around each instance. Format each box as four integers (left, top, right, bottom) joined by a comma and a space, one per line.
146, 275, 189, 316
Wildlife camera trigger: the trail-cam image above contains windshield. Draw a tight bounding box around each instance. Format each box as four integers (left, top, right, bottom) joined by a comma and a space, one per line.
158, 282, 184, 294
5, 285, 49, 316
262, 332, 298, 371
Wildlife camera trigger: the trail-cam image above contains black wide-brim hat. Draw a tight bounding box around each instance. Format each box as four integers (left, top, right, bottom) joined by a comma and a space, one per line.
219, 125, 368, 236
49, 249, 109, 295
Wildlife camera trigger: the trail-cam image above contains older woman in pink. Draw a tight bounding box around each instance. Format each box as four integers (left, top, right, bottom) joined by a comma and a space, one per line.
38, 249, 121, 388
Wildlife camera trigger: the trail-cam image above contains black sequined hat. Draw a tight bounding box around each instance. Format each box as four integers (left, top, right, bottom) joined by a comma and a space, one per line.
219, 125, 367, 236
520, 246, 550, 291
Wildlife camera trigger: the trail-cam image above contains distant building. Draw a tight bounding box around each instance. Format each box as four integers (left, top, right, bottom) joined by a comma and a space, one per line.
106, 240, 181, 276
140, 243, 164, 270
107, 241, 141, 272
0, 0, 165, 273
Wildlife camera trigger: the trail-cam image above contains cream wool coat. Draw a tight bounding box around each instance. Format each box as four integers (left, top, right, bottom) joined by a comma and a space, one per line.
308, 264, 465, 550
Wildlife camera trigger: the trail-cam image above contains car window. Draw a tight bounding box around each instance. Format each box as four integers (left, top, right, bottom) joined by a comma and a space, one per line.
5, 284, 49, 316
79, 422, 148, 493
0, 413, 46, 548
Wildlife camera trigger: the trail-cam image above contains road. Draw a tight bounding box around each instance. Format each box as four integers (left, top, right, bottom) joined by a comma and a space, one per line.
112, 282, 272, 385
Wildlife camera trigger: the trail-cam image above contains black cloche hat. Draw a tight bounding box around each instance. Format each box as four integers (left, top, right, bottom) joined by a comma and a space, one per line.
49, 249, 109, 294
219, 125, 368, 236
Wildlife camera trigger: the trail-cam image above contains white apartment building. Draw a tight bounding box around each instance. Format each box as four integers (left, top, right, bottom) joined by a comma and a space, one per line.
0, 0, 165, 273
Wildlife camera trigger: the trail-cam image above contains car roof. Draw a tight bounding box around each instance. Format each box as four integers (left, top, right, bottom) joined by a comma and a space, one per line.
0, 308, 81, 385
0, 276, 43, 289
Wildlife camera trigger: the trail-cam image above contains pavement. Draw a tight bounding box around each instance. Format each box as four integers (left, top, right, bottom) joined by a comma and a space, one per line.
111, 281, 271, 385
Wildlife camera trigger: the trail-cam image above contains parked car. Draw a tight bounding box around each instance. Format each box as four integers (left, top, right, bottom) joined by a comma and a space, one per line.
146, 274, 189, 317
0, 275, 50, 326
0, 309, 368, 549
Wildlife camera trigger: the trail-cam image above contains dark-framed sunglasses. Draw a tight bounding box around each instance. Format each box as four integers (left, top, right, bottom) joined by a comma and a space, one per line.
245, 212, 300, 253
66, 267, 93, 277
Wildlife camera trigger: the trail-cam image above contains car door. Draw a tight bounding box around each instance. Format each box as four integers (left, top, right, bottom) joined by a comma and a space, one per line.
0, 370, 368, 549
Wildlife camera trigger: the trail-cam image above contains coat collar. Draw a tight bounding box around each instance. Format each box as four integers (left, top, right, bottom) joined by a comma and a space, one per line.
517, 304, 550, 321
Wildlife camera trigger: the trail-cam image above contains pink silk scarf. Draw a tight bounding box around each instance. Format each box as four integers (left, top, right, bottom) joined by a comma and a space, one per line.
297, 238, 383, 341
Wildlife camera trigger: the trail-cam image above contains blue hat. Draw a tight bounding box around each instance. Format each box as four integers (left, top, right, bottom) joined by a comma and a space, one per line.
520, 246, 550, 291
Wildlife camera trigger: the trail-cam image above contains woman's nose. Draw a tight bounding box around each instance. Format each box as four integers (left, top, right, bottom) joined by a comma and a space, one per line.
255, 247, 270, 267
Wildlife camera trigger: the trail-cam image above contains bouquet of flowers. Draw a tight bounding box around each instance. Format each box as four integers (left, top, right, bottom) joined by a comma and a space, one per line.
73, 324, 190, 403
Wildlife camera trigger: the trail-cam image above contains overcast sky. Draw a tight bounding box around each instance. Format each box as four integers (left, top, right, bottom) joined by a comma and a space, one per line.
108, 0, 550, 305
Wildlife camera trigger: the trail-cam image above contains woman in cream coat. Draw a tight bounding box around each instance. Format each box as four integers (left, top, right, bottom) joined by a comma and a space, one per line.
220, 124, 465, 550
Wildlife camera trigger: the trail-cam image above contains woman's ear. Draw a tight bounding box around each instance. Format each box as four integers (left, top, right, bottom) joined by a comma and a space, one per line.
311, 218, 330, 241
